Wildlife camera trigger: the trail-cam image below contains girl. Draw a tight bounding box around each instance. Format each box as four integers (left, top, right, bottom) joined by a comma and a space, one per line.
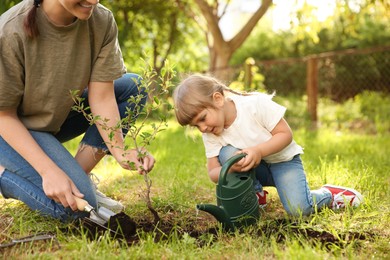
0, 0, 155, 222
173, 74, 363, 217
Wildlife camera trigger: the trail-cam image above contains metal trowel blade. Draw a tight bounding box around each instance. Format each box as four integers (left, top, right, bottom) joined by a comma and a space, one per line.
82, 216, 124, 239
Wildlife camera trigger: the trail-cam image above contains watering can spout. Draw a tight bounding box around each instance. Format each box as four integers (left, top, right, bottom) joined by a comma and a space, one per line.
197, 204, 232, 229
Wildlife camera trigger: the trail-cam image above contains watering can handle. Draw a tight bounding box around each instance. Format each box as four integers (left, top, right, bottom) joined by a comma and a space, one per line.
218, 153, 247, 186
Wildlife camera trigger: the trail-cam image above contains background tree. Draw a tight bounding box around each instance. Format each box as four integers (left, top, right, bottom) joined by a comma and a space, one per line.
187, 0, 272, 80
104, 0, 206, 77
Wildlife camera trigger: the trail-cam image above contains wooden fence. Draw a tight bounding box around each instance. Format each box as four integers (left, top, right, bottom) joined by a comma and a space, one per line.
234, 46, 390, 122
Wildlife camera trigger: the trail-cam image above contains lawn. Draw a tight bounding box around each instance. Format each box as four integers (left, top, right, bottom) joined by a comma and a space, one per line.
1, 108, 389, 259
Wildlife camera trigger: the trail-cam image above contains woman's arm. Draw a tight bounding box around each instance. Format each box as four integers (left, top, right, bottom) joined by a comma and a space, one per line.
88, 81, 155, 174
0, 109, 83, 210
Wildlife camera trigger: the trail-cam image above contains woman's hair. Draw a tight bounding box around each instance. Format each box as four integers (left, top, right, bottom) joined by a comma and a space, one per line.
24, 0, 43, 38
173, 74, 243, 126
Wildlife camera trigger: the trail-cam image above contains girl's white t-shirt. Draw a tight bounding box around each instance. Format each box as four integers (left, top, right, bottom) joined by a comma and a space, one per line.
202, 93, 303, 163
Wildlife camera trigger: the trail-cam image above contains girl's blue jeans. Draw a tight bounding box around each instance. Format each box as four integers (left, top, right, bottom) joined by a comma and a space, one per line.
0, 73, 146, 222
218, 145, 332, 216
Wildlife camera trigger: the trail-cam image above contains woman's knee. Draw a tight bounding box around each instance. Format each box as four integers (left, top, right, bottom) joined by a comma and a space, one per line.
114, 73, 144, 98
114, 73, 147, 115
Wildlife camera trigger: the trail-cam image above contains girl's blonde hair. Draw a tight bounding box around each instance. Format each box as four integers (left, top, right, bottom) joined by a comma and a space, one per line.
173, 74, 243, 126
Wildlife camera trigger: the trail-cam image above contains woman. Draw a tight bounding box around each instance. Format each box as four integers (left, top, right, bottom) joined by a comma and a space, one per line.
0, 0, 155, 222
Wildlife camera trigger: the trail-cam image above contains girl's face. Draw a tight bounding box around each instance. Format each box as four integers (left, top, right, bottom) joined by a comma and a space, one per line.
190, 107, 226, 135
44, 0, 99, 25
189, 92, 228, 136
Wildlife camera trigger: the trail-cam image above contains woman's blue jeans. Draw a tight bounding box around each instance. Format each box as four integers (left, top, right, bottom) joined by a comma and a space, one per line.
218, 145, 332, 216
0, 73, 146, 222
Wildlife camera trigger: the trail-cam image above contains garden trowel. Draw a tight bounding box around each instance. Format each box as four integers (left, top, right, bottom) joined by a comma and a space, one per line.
75, 197, 115, 224
74, 197, 136, 239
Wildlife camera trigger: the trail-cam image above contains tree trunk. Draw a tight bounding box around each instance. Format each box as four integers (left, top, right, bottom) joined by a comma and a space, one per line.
209, 45, 233, 80
195, 0, 273, 81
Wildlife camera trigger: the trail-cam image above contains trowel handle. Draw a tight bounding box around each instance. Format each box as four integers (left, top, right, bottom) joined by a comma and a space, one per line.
219, 153, 247, 186
74, 196, 93, 212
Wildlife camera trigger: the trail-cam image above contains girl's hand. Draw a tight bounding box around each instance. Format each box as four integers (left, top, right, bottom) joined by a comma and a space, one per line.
233, 147, 262, 172
116, 148, 155, 174
41, 169, 84, 211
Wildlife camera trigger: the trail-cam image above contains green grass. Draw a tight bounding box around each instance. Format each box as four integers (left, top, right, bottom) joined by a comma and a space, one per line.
1, 116, 389, 259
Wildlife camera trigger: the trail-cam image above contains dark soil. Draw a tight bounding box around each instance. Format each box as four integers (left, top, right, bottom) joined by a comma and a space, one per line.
72, 212, 371, 250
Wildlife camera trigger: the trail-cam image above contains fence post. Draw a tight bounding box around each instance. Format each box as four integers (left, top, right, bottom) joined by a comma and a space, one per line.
244, 58, 255, 89
306, 56, 318, 123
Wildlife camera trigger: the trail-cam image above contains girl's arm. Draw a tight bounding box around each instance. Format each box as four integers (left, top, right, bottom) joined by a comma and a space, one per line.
207, 157, 222, 183
207, 119, 292, 182
207, 155, 246, 183
238, 118, 293, 171
88, 81, 155, 174
0, 109, 83, 210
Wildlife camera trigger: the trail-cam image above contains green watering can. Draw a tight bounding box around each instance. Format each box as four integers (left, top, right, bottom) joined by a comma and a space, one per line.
197, 153, 260, 231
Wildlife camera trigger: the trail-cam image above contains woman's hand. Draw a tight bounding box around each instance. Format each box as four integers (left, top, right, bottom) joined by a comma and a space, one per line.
116, 148, 155, 174
41, 168, 84, 211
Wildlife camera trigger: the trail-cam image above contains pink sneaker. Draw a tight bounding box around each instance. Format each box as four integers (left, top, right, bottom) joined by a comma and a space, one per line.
256, 190, 268, 208
322, 184, 363, 209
